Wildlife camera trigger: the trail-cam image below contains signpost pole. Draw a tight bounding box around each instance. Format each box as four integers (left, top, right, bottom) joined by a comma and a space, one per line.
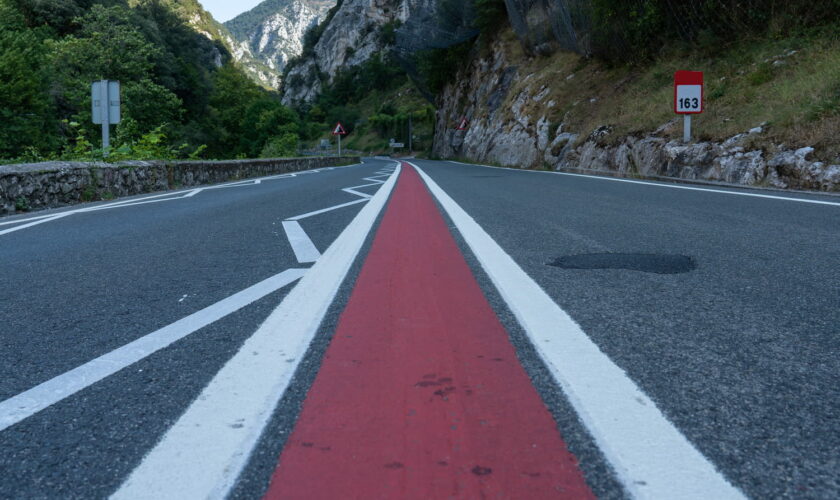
338, 134, 341, 157
408, 114, 413, 154
684, 115, 692, 143
100, 79, 110, 156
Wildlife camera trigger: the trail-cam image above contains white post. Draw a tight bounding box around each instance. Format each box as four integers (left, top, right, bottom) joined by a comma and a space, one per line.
683, 114, 692, 143
100, 79, 111, 155
338, 134, 341, 157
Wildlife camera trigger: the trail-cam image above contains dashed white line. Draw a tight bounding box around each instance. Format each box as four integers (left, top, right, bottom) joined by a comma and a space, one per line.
279, 164, 393, 262
287, 199, 369, 221
413, 162, 745, 500
0, 268, 307, 433
113, 164, 401, 500
341, 187, 374, 199
282, 220, 322, 263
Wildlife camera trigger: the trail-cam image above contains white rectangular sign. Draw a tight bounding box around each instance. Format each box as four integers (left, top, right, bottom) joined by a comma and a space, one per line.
675, 85, 702, 114
92, 80, 121, 125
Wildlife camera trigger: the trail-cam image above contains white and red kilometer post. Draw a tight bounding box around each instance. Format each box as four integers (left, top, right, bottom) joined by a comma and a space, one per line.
332, 122, 347, 156
674, 71, 703, 143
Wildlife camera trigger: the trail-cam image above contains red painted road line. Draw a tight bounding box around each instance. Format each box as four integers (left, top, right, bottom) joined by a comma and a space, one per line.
264, 164, 594, 499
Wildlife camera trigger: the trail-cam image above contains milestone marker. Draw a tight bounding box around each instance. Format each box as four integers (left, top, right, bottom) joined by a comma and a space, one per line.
674, 71, 704, 143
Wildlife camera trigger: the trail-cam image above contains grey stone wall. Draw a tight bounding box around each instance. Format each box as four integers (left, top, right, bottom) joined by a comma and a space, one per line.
0, 157, 356, 215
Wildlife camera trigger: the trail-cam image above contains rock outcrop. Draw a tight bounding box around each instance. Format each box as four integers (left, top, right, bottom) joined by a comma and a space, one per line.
433, 39, 840, 192
225, 0, 335, 89
282, 0, 430, 105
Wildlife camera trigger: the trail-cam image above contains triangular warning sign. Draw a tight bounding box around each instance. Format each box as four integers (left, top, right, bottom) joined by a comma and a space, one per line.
332, 122, 347, 135
457, 118, 469, 131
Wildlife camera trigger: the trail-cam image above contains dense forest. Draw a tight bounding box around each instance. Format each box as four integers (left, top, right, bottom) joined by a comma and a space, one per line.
0, 0, 301, 163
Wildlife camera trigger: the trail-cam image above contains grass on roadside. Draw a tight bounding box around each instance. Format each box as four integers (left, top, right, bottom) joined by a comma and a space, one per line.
494, 27, 840, 162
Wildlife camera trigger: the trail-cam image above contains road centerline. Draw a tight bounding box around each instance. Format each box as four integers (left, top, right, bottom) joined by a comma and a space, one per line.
264, 163, 594, 499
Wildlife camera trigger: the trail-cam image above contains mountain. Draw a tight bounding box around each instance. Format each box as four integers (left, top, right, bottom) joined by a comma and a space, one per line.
281, 0, 413, 104
224, 0, 336, 89
279, 0, 478, 105
0, 0, 299, 161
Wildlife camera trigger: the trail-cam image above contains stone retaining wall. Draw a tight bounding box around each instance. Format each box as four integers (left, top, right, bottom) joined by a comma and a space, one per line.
0, 157, 357, 215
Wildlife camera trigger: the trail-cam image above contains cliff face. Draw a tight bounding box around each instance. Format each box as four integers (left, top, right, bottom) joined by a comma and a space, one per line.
282, 0, 428, 105
225, 0, 335, 89
432, 35, 840, 191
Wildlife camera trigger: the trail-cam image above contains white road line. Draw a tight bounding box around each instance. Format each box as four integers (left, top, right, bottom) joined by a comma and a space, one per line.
0, 213, 61, 227
287, 198, 369, 221
362, 177, 387, 184
113, 164, 401, 500
75, 190, 199, 211
0, 213, 71, 236
412, 162, 744, 500
184, 188, 204, 197
282, 220, 321, 263
450, 160, 840, 207
80, 196, 190, 212
0, 269, 307, 433
341, 187, 373, 199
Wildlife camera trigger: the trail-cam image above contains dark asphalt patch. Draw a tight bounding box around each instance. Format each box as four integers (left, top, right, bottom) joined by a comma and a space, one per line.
548, 253, 697, 274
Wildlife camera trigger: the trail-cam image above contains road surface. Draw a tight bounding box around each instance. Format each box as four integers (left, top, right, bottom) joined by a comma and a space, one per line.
0, 158, 837, 499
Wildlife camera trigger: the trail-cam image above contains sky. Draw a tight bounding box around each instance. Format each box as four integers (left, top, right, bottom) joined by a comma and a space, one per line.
200, 0, 264, 23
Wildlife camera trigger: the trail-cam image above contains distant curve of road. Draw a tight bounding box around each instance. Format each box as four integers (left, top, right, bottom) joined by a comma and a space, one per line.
0, 158, 837, 499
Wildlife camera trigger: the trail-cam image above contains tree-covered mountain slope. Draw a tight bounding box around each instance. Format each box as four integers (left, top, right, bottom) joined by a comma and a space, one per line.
0, 0, 301, 162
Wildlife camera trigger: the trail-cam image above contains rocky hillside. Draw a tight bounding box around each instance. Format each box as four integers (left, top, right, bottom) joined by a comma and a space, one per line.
225, 0, 335, 89
432, 24, 840, 191
273, 0, 839, 191
281, 0, 423, 105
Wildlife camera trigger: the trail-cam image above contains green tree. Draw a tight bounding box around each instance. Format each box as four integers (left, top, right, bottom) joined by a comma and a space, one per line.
48, 5, 183, 146
261, 133, 298, 158
473, 0, 507, 36
0, 1, 56, 157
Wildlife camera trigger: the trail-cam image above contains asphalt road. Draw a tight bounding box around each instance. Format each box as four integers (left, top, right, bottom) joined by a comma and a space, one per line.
412, 159, 840, 499
0, 157, 837, 499
0, 160, 395, 498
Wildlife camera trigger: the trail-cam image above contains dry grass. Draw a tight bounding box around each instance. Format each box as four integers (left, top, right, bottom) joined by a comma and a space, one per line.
495, 28, 840, 162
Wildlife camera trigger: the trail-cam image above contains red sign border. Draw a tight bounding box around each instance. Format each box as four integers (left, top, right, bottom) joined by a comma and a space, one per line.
332, 122, 347, 136
674, 71, 704, 115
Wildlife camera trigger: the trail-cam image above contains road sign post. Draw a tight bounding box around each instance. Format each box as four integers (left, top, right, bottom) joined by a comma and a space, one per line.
92, 80, 121, 155
332, 122, 347, 156
408, 114, 413, 153
674, 71, 703, 143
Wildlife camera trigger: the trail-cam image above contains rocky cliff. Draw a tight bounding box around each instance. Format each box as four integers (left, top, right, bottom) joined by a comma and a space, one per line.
225, 0, 335, 89
282, 0, 433, 105
433, 33, 840, 192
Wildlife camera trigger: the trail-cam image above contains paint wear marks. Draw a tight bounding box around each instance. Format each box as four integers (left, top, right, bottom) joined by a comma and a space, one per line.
264, 165, 593, 499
